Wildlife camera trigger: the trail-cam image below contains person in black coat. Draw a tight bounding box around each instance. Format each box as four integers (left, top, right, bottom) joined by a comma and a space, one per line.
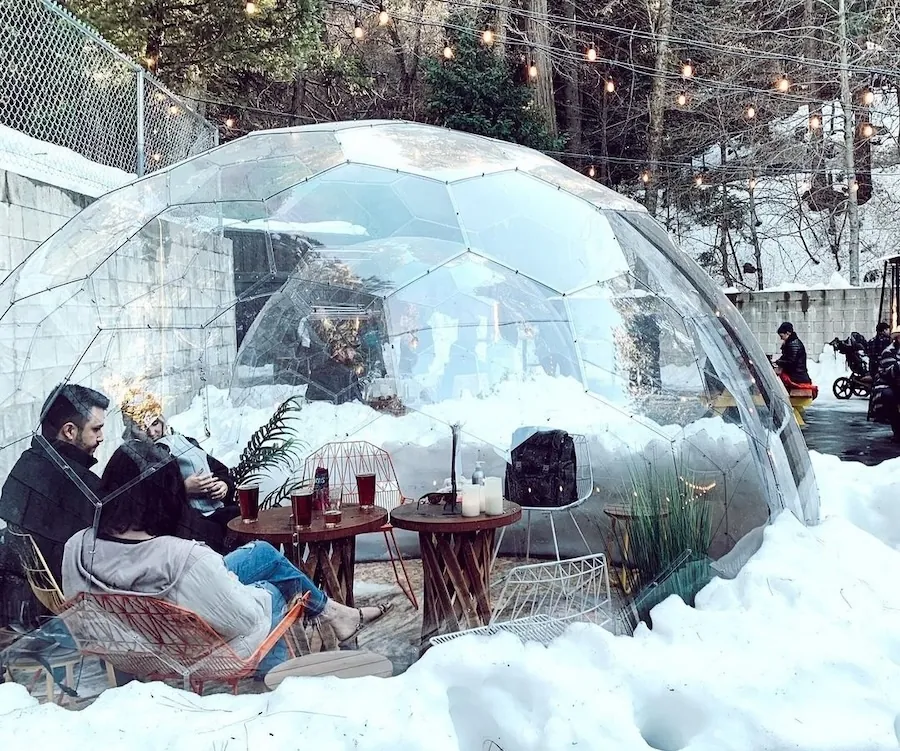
870, 328, 900, 439
868, 322, 891, 378
0, 384, 109, 586
775, 321, 811, 385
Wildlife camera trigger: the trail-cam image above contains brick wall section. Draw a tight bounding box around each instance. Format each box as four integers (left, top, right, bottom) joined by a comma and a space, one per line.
726, 288, 883, 361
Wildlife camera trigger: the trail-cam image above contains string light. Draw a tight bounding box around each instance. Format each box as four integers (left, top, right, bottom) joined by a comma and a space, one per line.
378, 8, 390, 25
528, 63, 538, 79
809, 114, 822, 129
151, 153, 162, 162
586, 45, 597, 62
168, 104, 180, 115
862, 89, 875, 105
676, 92, 687, 106
640, 170, 651, 183
775, 76, 790, 93
749, 176, 757, 190
154, 92, 165, 101
244, 0, 257, 14
482, 29, 494, 45
144, 55, 157, 69
850, 179, 859, 192
681, 61, 694, 78
694, 174, 703, 187
605, 79, 615, 93
861, 123, 874, 137
745, 104, 756, 119
224, 117, 236, 128
588, 164, 596, 178
353, 20, 365, 39
680, 476, 717, 494
442, 45, 453, 60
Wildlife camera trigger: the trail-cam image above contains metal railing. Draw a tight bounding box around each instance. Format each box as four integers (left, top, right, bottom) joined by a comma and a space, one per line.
0, 0, 217, 178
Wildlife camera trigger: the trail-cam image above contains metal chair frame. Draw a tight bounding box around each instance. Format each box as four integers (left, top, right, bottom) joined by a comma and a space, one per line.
301, 441, 419, 609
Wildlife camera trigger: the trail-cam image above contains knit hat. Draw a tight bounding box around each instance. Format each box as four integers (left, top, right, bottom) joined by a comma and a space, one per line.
777, 321, 794, 335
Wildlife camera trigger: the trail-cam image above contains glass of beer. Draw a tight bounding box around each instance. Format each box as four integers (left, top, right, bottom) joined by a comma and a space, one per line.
290, 482, 314, 529
356, 473, 376, 511
323, 497, 342, 528
237, 483, 260, 524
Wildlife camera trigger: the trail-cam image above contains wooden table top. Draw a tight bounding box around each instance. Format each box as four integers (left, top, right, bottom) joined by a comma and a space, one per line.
390, 500, 521, 534
227, 504, 388, 544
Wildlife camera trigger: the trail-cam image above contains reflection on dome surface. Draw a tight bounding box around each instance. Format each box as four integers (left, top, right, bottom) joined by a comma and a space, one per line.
0, 121, 817, 630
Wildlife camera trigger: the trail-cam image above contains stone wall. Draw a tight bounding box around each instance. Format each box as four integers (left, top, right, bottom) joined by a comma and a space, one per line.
726, 287, 883, 360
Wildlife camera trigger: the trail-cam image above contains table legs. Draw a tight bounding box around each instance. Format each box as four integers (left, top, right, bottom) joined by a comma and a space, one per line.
419, 529, 495, 645
296, 538, 357, 607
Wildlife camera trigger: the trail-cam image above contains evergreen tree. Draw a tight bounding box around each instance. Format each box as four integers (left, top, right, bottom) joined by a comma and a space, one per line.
423, 14, 562, 152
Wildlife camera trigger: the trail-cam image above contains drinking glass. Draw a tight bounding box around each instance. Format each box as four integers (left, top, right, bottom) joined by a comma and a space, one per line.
356, 473, 376, 511
290, 482, 314, 529
237, 484, 260, 524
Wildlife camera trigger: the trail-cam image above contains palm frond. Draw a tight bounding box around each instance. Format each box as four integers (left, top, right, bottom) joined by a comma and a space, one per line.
231, 396, 307, 486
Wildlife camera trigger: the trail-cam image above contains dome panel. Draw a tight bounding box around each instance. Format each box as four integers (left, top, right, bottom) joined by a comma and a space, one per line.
451, 172, 628, 292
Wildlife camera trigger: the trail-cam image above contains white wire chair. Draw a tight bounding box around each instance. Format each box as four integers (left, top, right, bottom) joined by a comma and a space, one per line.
429, 553, 612, 648
494, 433, 594, 561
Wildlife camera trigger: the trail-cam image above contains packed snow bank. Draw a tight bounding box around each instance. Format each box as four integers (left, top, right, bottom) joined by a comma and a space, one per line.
812, 450, 900, 550
3, 512, 900, 749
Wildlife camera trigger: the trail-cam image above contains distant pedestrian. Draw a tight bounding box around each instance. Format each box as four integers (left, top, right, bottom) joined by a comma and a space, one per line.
775, 322, 811, 385
868, 322, 891, 378
870, 327, 900, 441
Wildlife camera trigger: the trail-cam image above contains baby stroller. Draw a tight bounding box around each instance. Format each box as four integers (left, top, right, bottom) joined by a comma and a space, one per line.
828, 332, 871, 399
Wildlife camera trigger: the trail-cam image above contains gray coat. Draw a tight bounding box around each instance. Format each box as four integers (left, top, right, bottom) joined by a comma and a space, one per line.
62, 529, 271, 658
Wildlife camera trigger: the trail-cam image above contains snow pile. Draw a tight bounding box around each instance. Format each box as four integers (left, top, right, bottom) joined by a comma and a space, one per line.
813, 450, 900, 550
808, 345, 853, 401
4, 510, 900, 749
0, 124, 134, 198
761, 271, 855, 292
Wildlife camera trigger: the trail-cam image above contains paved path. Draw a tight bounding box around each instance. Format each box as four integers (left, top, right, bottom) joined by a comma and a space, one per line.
802, 397, 900, 465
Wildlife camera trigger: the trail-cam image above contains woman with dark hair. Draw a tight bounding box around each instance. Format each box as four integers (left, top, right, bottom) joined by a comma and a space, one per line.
61, 441, 390, 673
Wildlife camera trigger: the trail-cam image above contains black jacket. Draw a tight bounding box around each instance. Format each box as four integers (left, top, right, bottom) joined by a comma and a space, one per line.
868, 333, 891, 377
870, 341, 900, 424
0, 438, 101, 582
776, 332, 811, 384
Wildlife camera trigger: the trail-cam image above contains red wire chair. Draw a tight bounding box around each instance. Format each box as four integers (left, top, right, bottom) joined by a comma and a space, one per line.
302, 441, 419, 610
58, 591, 308, 695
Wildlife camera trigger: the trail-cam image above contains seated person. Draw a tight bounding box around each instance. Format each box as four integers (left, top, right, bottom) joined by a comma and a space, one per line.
123, 396, 240, 552
775, 321, 812, 386
61, 441, 390, 670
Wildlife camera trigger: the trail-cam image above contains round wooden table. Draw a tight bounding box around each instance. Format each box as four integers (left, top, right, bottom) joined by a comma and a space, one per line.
227, 504, 388, 607
390, 501, 521, 646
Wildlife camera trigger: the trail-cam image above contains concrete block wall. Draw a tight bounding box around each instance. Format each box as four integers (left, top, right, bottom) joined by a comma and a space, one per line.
726, 288, 883, 361
0, 169, 90, 277
0, 170, 237, 482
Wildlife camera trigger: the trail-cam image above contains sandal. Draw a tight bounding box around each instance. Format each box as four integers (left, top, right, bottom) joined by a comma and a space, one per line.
337, 603, 393, 647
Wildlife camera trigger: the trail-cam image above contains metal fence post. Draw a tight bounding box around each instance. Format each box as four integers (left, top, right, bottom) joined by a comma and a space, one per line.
136, 68, 146, 177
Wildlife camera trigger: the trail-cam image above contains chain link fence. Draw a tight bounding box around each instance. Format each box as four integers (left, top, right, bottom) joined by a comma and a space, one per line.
0, 0, 217, 182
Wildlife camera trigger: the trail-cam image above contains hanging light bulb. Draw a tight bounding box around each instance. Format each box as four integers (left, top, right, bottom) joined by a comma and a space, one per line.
244, 1, 258, 14
862, 123, 875, 137
681, 61, 694, 78
225, 117, 235, 129
640, 170, 651, 184
588, 165, 596, 178
862, 89, 875, 105
850, 179, 859, 192
151, 153, 162, 162
353, 20, 365, 39
586, 45, 597, 62
443, 44, 454, 60
605, 79, 615, 93
676, 92, 687, 107
776, 76, 790, 93
378, 8, 390, 25
809, 114, 822, 130
749, 177, 758, 190
482, 29, 494, 45
528, 63, 538, 79
168, 104, 180, 115
694, 175, 703, 187
745, 104, 756, 119
144, 55, 157, 69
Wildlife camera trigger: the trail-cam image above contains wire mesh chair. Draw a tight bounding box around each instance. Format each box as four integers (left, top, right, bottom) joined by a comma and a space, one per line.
429, 553, 612, 648
494, 433, 595, 561
301, 441, 418, 609
58, 592, 308, 695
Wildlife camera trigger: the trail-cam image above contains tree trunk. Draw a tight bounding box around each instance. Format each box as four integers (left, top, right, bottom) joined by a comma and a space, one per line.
748, 182, 764, 290
600, 84, 610, 183
562, 1, 582, 160
644, 0, 673, 216
526, 0, 557, 136
838, 0, 860, 285
495, 0, 509, 57
719, 143, 733, 285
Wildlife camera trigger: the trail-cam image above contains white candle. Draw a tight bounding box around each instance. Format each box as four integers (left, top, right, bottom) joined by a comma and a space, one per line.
461, 485, 480, 517
484, 477, 504, 516
478, 484, 486, 513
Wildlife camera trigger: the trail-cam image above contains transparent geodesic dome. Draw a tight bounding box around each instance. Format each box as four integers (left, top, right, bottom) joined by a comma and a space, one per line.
0, 121, 818, 649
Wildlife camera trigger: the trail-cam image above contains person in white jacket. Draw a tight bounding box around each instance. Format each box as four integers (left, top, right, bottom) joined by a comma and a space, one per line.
62, 440, 390, 673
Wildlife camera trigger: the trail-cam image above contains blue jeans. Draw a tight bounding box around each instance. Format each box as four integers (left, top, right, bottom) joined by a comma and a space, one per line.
224, 541, 329, 675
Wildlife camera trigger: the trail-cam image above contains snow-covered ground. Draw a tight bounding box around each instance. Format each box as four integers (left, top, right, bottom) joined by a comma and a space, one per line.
3, 434, 900, 747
